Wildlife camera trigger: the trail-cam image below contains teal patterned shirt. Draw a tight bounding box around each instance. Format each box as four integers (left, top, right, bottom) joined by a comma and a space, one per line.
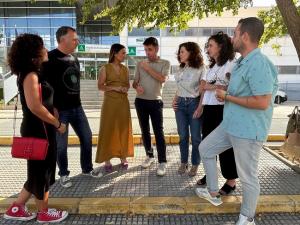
221, 48, 278, 141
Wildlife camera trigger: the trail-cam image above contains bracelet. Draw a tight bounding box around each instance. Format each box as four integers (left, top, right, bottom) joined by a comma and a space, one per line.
56, 121, 62, 129
224, 92, 229, 100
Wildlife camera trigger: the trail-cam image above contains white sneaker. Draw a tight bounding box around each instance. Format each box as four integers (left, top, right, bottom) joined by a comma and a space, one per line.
141, 156, 155, 168
195, 187, 222, 206
82, 168, 103, 178
59, 175, 72, 188
236, 214, 256, 225
156, 163, 167, 176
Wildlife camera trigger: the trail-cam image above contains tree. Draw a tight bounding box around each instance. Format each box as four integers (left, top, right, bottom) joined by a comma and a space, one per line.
63, 0, 252, 32
62, 0, 300, 61
258, 0, 300, 61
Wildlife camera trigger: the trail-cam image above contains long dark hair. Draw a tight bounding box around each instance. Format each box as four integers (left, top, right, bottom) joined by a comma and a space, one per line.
206, 31, 235, 68
108, 43, 125, 63
8, 33, 45, 85
177, 42, 204, 69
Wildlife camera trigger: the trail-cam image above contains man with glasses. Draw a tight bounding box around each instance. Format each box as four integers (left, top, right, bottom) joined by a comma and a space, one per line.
43, 26, 103, 189
195, 17, 278, 225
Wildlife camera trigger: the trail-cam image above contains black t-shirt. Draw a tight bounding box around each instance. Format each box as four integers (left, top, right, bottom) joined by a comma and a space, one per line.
42, 48, 81, 111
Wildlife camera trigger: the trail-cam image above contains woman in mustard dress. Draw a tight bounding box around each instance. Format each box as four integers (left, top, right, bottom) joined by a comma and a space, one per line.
96, 44, 134, 172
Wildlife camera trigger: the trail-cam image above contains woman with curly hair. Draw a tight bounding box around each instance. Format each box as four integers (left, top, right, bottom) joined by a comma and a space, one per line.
172, 42, 206, 177
4, 34, 68, 223
196, 32, 238, 195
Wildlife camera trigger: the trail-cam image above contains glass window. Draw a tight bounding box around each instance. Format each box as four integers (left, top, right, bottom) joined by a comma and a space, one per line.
28, 28, 50, 35
28, 7, 50, 17
6, 28, 27, 37
211, 28, 226, 35
161, 27, 176, 37
28, 18, 50, 27
5, 7, 26, 17
6, 2, 26, 7
50, 7, 74, 17
6, 18, 28, 27
184, 28, 199, 36
227, 28, 235, 36
199, 28, 212, 36
102, 24, 113, 33
83, 34, 100, 44
28, 1, 50, 7
84, 25, 102, 33
101, 36, 120, 45
0, 6, 4, 17
51, 18, 74, 27
278, 66, 298, 74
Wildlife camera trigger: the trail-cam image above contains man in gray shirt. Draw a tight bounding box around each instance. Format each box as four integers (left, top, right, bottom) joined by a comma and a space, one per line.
132, 37, 170, 176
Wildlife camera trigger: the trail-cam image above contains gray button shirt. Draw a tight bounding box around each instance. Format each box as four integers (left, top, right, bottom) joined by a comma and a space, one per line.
175, 65, 206, 98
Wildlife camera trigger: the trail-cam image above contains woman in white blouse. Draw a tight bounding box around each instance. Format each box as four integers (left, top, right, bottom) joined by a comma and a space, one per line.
197, 32, 238, 195
172, 42, 206, 177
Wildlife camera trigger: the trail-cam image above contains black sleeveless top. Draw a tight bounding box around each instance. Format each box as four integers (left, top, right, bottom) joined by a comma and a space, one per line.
19, 74, 55, 139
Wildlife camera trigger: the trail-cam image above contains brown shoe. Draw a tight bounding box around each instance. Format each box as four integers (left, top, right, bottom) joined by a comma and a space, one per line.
178, 163, 188, 175
188, 165, 198, 177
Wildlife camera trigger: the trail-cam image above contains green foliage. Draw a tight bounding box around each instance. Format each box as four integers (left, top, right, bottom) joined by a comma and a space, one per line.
258, 1, 300, 54
62, 0, 253, 34
258, 6, 289, 45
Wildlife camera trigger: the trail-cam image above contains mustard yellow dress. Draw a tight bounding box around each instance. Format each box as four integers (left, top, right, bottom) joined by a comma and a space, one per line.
96, 63, 134, 163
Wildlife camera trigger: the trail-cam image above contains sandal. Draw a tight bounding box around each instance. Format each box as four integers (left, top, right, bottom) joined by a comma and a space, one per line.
104, 164, 113, 173
120, 162, 128, 170
219, 183, 236, 195
178, 163, 188, 175
188, 165, 198, 177
196, 175, 206, 186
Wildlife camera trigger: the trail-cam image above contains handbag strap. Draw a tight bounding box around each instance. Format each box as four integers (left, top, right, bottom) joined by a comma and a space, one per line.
13, 84, 49, 142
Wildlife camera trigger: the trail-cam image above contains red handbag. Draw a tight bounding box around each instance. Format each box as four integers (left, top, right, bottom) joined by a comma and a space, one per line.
11, 85, 49, 160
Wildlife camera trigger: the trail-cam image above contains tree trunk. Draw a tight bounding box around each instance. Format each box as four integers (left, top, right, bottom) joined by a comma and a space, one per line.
276, 0, 300, 62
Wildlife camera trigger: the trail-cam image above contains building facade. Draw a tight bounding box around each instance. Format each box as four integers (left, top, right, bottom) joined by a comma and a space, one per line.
0, 1, 299, 85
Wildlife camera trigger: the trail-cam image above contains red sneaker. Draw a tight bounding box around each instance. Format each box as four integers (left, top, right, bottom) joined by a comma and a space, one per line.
37, 208, 68, 223
3, 202, 36, 221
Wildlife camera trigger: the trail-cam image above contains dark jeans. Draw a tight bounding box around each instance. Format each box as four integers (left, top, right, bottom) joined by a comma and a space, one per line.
175, 97, 202, 166
134, 98, 166, 163
202, 105, 238, 180
56, 106, 93, 176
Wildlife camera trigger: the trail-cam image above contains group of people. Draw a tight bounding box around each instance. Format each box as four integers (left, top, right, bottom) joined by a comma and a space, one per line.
4, 16, 278, 225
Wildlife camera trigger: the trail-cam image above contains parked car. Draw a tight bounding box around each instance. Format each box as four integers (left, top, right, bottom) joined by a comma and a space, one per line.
274, 89, 287, 104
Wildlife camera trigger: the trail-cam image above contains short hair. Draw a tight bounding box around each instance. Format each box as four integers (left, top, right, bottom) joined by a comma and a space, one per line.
143, 37, 159, 47
177, 42, 204, 69
8, 33, 44, 85
238, 17, 264, 43
206, 31, 235, 68
108, 43, 125, 63
56, 26, 76, 43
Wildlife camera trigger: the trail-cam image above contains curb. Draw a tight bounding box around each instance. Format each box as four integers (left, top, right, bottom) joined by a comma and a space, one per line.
0, 195, 299, 215
0, 134, 285, 146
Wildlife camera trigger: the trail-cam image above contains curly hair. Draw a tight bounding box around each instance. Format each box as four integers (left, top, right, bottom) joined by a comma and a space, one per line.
8, 33, 45, 85
206, 32, 235, 68
177, 42, 204, 69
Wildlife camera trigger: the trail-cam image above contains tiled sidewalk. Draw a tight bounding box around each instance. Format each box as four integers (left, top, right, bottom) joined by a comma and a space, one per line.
0, 145, 299, 198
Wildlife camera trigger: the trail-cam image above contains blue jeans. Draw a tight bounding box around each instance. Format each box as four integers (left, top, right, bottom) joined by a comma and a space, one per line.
175, 97, 202, 165
56, 106, 93, 176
